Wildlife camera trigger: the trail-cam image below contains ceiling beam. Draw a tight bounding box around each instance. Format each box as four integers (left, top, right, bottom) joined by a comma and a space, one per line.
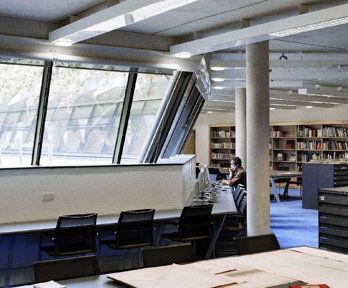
170, 4, 348, 55
210, 59, 347, 69
212, 70, 348, 80
212, 80, 304, 89
0, 34, 201, 71
269, 99, 335, 108
299, 86, 348, 98
270, 90, 348, 104
49, 0, 199, 45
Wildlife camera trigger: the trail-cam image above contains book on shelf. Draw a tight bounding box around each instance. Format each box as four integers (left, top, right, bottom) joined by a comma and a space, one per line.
289, 285, 330, 288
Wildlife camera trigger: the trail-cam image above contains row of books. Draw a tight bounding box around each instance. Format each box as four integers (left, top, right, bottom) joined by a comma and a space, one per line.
298, 152, 321, 162
322, 141, 348, 150
211, 153, 234, 160
211, 130, 236, 138
271, 130, 285, 137
298, 127, 322, 138
323, 152, 348, 159
297, 141, 322, 150
211, 142, 235, 149
323, 126, 348, 137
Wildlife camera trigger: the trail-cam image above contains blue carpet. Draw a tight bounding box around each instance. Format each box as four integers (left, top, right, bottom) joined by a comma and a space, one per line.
270, 188, 318, 248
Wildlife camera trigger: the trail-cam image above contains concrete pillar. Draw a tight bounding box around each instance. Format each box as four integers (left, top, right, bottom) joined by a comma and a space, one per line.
246, 41, 270, 236
235, 88, 247, 170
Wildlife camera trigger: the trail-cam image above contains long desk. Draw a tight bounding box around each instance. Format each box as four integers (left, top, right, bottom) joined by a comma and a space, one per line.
0, 187, 236, 287
270, 170, 302, 202
18, 247, 348, 288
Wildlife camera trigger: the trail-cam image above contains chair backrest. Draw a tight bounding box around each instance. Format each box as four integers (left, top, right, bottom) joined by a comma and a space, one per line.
117, 209, 155, 247
33, 255, 100, 282
178, 204, 213, 240
238, 194, 247, 216
54, 213, 97, 254
232, 184, 244, 200
234, 233, 280, 255
235, 189, 246, 209
142, 243, 195, 268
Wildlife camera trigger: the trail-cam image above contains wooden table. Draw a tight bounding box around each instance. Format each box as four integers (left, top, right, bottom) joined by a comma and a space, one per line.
270, 170, 302, 202
18, 247, 348, 288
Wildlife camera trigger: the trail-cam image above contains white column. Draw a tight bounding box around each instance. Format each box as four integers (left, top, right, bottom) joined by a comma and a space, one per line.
246, 41, 270, 236
235, 88, 247, 170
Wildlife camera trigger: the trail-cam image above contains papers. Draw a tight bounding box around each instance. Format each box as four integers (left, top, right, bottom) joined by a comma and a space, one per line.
108, 264, 237, 288
33, 280, 65, 288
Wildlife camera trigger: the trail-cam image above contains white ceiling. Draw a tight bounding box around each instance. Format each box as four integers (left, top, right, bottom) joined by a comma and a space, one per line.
0, 0, 347, 112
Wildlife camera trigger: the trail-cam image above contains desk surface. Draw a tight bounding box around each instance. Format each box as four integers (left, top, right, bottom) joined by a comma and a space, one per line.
270, 170, 302, 178
18, 247, 348, 288
0, 188, 236, 235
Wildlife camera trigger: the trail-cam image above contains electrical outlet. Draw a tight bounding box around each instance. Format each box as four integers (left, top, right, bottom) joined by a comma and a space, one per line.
42, 192, 55, 201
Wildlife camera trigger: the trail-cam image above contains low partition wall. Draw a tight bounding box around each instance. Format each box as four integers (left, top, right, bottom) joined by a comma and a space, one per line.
0, 156, 196, 224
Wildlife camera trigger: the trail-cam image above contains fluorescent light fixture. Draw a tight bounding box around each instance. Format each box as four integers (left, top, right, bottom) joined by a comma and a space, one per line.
270, 17, 348, 37
49, 0, 199, 44
306, 105, 313, 108
207, 111, 214, 114
170, 4, 348, 56
212, 78, 225, 82
214, 86, 225, 90
270, 107, 276, 110
174, 52, 192, 58
211, 67, 225, 71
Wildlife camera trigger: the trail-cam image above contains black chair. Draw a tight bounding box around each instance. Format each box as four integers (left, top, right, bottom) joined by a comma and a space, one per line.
40, 213, 98, 258
142, 243, 195, 268
101, 209, 155, 250
232, 184, 245, 197
234, 233, 280, 255
33, 255, 100, 282
162, 204, 213, 243
222, 193, 247, 233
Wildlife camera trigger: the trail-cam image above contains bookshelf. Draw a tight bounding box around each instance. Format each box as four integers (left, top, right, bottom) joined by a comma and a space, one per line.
209, 125, 236, 168
209, 122, 348, 171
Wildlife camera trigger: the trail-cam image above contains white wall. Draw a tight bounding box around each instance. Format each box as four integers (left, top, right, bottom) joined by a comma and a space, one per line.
0, 160, 196, 224
194, 105, 348, 166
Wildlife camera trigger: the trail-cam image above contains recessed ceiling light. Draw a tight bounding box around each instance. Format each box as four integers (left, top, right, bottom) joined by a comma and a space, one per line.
174, 52, 192, 58
212, 78, 225, 82
53, 39, 73, 46
211, 67, 225, 71
207, 111, 213, 114
306, 105, 313, 108
214, 86, 224, 90
270, 107, 276, 110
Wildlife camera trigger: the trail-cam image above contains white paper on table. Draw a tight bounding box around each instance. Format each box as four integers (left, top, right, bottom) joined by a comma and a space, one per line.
33, 280, 65, 288
108, 263, 237, 288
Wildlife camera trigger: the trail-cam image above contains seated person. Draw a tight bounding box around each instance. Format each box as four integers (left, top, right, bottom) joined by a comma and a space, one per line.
220, 156, 246, 188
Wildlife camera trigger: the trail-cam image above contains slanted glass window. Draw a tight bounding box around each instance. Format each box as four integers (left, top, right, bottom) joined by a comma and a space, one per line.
121, 73, 172, 163
0, 62, 43, 167
41, 66, 128, 165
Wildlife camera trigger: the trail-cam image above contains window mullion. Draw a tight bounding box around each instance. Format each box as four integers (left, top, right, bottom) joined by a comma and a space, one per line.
112, 69, 138, 164
31, 61, 53, 166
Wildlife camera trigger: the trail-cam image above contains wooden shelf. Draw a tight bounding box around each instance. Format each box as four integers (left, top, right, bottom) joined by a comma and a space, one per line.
209, 122, 348, 170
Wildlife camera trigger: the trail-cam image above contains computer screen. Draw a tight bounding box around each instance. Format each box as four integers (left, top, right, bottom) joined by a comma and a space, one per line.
203, 164, 212, 185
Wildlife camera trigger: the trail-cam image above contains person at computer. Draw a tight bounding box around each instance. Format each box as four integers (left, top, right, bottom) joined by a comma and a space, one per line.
220, 156, 246, 188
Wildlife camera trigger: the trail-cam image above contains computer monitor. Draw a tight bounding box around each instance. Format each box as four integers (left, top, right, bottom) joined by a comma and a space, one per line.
203, 164, 212, 185
197, 168, 206, 193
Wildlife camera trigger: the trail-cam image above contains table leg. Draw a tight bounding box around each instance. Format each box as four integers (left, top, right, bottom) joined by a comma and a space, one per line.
205, 214, 227, 259
269, 177, 280, 203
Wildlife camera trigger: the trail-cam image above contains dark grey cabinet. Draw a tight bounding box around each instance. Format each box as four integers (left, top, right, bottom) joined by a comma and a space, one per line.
318, 187, 348, 253
302, 163, 348, 209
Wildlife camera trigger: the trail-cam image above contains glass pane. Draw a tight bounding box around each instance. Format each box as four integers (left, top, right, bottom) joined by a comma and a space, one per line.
41, 67, 128, 166
121, 73, 172, 163
0, 63, 43, 167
